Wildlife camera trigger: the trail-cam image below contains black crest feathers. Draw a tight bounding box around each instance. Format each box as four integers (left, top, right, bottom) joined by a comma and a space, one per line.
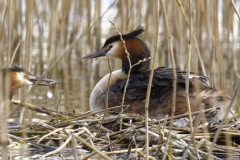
103, 26, 145, 47
11, 65, 25, 72
1, 65, 30, 75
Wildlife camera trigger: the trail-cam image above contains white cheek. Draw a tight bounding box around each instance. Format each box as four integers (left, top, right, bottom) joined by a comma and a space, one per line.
106, 42, 120, 58
16, 72, 33, 86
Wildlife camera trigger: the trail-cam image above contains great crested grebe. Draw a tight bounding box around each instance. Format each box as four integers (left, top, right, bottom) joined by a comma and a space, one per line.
83, 26, 231, 120
0, 65, 57, 100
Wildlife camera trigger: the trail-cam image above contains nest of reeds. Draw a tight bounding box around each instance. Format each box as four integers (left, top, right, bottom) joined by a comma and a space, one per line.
7, 100, 240, 159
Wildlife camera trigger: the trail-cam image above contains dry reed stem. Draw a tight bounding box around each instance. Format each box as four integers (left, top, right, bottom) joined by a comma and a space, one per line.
70, 134, 78, 160
230, 0, 240, 19
10, 39, 21, 66
107, 22, 152, 133
96, 56, 112, 137
137, 151, 156, 160
82, 136, 123, 160
38, 122, 56, 131
160, 0, 177, 159
144, 1, 159, 158
37, 128, 64, 143
1, 97, 9, 159
210, 37, 215, 86
20, 0, 34, 130
48, 105, 130, 129
182, 1, 199, 159
175, 0, 212, 157
74, 136, 111, 160
105, 56, 112, 111
11, 99, 71, 119
56, 90, 63, 124
108, 20, 131, 131
104, 146, 157, 155
43, 129, 73, 157
127, 133, 135, 156
102, 22, 153, 148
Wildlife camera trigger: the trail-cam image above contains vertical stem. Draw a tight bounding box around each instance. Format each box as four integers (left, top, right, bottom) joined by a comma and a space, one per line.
96, 57, 112, 137
161, 0, 177, 159
144, 1, 159, 159
183, 0, 198, 158
19, 0, 33, 126
1, 1, 12, 158
210, 36, 215, 87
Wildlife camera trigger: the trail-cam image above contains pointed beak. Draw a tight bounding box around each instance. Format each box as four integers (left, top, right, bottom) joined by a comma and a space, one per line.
82, 50, 107, 59
29, 77, 58, 86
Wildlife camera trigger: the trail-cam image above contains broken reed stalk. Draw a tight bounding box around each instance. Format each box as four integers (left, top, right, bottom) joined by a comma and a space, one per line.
11, 99, 71, 120
144, 1, 159, 158
160, 0, 177, 159
108, 20, 131, 131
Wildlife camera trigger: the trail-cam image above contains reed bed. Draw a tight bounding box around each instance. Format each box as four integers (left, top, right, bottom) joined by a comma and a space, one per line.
0, 0, 240, 159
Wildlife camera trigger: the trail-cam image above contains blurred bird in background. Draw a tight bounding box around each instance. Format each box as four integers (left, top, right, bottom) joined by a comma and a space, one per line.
0, 65, 57, 109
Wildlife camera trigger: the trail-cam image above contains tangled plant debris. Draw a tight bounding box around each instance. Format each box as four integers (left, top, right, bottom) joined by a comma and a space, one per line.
7, 101, 240, 159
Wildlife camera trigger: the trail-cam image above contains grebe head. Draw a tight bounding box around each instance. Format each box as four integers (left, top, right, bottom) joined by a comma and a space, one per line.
83, 26, 151, 74
1, 65, 57, 99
